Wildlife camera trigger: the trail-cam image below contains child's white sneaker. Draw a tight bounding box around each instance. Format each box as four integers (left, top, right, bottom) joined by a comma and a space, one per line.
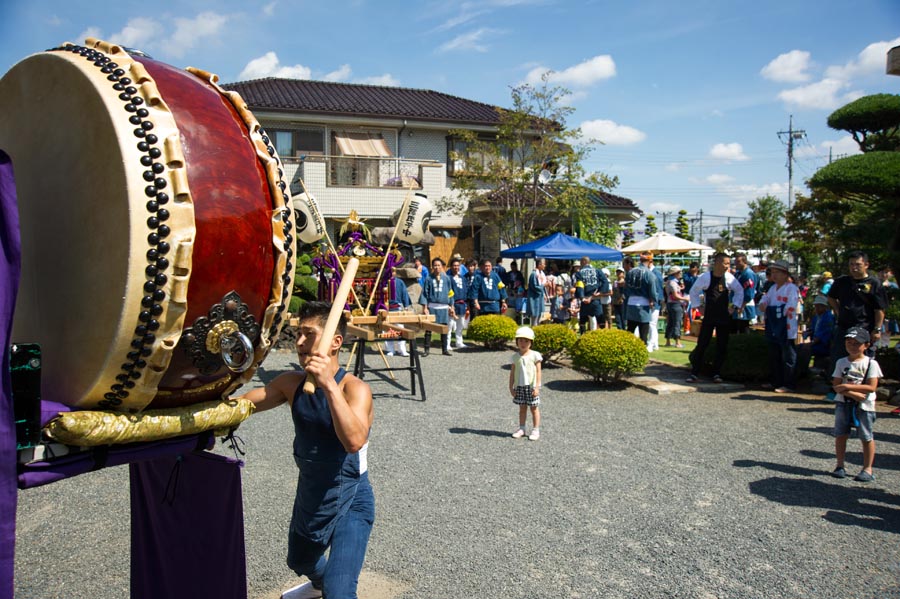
511, 428, 526, 439
528, 428, 540, 441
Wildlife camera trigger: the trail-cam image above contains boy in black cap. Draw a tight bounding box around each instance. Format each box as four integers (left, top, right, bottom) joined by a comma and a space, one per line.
830, 327, 882, 482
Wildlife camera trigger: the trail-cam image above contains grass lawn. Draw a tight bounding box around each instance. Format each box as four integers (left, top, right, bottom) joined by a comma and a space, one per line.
649, 336, 695, 368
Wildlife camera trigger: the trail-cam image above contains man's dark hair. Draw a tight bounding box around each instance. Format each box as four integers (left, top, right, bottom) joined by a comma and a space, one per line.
734, 252, 747, 261
689, 262, 699, 269
847, 250, 869, 263
713, 252, 730, 263
431, 257, 444, 267
623, 256, 635, 267
298, 301, 347, 338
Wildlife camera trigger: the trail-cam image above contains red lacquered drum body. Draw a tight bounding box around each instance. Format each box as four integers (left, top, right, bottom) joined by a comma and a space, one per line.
0, 39, 295, 412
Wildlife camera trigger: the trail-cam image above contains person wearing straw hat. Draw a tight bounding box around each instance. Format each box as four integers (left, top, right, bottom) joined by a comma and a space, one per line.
758, 259, 800, 393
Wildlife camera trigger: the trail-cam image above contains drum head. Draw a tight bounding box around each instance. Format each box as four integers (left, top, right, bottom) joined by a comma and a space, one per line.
1, 51, 150, 408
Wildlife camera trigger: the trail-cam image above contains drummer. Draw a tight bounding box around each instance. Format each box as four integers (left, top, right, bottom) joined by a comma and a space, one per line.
237, 302, 374, 599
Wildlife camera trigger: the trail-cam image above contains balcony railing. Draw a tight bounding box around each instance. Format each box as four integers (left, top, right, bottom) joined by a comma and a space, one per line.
282, 155, 437, 189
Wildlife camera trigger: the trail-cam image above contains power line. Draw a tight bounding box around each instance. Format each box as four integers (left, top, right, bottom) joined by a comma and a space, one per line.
777, 115, 806, 210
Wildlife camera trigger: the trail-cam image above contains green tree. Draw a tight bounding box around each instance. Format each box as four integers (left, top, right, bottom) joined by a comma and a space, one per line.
621, 221, 635, 246
675, 209, 693, 240
714, 229, 733, 253
438, 73, 617, 249
739, 194, 786, 260
644, 214, 658, 236
808, 93, 900, 273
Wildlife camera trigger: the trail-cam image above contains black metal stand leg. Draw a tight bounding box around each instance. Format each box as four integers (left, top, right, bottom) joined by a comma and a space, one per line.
412, 339, 426, 402
354, 339, 366, 378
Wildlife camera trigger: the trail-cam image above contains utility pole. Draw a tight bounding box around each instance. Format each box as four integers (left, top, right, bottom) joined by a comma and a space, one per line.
777, 115, 806, 211
656, 210, 673, 233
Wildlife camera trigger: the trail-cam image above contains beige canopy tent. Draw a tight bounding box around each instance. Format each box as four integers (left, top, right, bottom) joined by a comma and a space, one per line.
621, 231, 713, 254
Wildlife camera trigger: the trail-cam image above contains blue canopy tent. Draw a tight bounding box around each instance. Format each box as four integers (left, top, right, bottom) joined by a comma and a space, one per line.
500, 232, 622, 261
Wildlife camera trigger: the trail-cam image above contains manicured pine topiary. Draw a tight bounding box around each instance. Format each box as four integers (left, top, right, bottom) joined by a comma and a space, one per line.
466, 314, 519, 349
533, 323, 577, 365
571, 329, 649, 383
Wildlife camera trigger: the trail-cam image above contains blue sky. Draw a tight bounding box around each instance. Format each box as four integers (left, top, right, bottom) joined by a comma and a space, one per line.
2, 0, 899, 240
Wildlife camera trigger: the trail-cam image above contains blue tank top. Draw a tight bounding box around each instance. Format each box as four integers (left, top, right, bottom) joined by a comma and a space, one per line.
290, 368, 367, 543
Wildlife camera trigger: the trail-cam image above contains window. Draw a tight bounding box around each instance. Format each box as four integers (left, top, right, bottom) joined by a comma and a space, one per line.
267, 127, 325, 158
447, 137, 511, 176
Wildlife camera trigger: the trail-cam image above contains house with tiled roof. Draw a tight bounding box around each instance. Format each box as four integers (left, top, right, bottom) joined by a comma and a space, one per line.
222, 77, 641, 259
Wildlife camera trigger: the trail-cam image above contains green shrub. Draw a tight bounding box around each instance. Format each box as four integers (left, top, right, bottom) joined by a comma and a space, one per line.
533, 323, 577, 364
289, 295, 304, 314
689, 331, 770, 382
571, 329, 648, 383
467, 314, 518, 349
293, 252, 319, 302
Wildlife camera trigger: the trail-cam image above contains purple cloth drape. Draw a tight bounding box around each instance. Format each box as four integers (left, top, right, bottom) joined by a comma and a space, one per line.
17, 432, 216, 489
130, 451, 247, 599
0, 150, 22, 599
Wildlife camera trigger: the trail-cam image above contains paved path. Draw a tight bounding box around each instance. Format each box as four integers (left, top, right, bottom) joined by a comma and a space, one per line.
14, 345, 900, 598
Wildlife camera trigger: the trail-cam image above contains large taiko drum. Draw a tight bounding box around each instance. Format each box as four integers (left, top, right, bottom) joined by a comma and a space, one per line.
0, 39, 295, 412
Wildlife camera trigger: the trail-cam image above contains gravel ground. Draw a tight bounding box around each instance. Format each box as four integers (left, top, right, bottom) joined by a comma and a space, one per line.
14, 344, 900, 599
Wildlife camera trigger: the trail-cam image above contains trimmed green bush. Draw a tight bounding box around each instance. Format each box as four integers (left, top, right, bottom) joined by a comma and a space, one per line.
875, 346, 899, 381
289, 295, 304, 314
689, 331, 770, 382
467, 314, 518, 349
533, 323, 577, 364
571, 329, 649, 383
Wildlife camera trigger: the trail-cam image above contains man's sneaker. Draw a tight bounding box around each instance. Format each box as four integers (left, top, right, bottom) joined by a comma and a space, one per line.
831, 466, 847, 479
685, 374, 699, 383
386, 351, 394, 356
528, 429, 540, 441
282, 581, 323, 599
398, 351, 410, 357
854, 470, 875, 482
511, 428, 526, 439
455, 342, 467, 349
712, 375, 723, 384
774, 386, 794, 394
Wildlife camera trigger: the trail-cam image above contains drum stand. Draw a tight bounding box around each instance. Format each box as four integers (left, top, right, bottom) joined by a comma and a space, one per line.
345, 311, 448, 401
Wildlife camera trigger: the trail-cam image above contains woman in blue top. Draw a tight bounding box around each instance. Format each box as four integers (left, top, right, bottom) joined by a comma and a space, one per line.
239, 302, 374, 599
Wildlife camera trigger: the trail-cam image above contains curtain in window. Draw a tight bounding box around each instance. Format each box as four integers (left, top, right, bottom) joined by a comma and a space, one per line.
333, 132, 392, 157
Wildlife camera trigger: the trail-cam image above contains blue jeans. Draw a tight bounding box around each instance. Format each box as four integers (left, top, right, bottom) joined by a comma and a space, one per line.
287, 473, 375, 598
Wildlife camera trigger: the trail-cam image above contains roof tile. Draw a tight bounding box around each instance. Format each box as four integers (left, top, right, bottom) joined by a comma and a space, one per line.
221, 77, 502, 126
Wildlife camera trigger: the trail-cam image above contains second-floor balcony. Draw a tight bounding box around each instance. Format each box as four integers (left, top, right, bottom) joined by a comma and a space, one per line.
284, 155, 441, 192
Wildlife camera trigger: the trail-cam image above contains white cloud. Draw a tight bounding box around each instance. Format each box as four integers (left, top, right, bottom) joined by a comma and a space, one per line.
709, 143, 749, 161
239, 52, 312, 80
664, 163, 681, 172
795, 135, 862, 159
777, 78, 863, 110
324, 64, 352, 82
524, 55, 616, 87
167, 12, 229, 57
760, 50, 812, 83
77, 26, 103, 44
438, 28, 498, 53
580, 119, 646, 146
721, 182, 788, 204
107, 17, 164, 49
357, 74, 400, 86
825, 36, 900, 81
705, 174, 734, 185
263, 1, 277, 17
